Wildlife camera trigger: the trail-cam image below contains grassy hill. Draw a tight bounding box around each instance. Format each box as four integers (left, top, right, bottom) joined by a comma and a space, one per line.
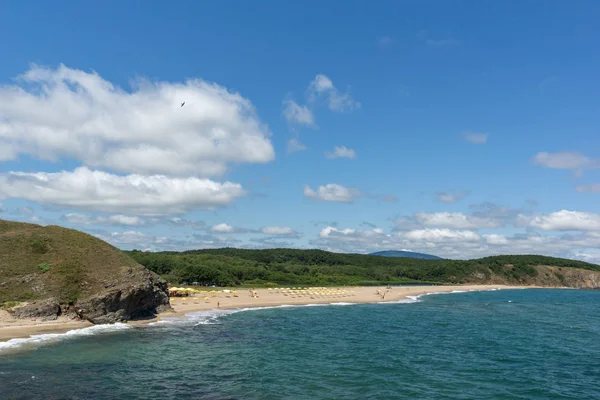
128, 247, 600, 288
0, 219, 168, 322
369, 250, 442, 260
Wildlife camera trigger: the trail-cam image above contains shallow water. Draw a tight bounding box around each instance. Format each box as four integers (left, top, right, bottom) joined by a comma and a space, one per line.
1, 289, 599, 399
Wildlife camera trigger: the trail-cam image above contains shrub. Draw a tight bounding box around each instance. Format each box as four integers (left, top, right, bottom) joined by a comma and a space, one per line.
30, 236, 50, 254
38, 262, 52, 273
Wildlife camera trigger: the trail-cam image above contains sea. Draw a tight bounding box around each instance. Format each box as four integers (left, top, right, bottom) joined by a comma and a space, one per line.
0, 289, 598, 400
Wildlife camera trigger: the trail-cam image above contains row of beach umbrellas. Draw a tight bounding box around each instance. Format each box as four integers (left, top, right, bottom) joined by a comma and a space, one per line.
266, 287, 355, 298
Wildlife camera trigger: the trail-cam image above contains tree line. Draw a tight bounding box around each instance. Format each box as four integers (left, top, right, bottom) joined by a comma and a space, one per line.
127, 248, 599, 287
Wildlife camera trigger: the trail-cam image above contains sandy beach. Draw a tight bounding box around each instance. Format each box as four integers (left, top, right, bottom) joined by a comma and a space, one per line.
0, 284, 529, 341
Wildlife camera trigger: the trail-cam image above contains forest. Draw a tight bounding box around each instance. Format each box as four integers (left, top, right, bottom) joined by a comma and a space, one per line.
127, 248, 600, 287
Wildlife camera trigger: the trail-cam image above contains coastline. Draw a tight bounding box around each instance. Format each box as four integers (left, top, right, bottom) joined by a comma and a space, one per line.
0, 284, 535, 342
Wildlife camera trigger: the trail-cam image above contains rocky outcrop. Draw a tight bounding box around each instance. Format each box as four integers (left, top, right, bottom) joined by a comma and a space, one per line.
74, 266, 170, 324
470, 265, 600, 289
548, 266, 600, 289
10, 298, 61, 320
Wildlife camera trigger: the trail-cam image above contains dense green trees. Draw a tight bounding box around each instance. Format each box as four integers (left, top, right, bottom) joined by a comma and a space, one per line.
127, 248, 599, 287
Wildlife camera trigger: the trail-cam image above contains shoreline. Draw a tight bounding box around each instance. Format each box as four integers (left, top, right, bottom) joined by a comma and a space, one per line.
0, 284, 537, 342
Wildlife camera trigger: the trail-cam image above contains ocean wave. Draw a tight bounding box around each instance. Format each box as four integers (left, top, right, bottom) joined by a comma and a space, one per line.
0, 323, 131, 354
149, 302, 363, 328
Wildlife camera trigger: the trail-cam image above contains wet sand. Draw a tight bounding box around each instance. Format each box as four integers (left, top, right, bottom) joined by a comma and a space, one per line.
1, 284, 530, 341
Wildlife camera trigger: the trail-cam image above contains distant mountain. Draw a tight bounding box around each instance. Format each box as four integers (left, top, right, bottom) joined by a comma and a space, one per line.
369, 250, 442, 260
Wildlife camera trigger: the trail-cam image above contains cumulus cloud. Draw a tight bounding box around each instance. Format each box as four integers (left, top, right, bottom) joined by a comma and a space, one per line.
260, 226, 297, 236
517, 210, 600, 231
394, 204, 519, 231
164, 217, 206, 230
92, 229, 241, 251
62, 213, 144, 226
248, 237, 296, 249
575, 184, 600, 193
282, 99, 314, 126
304, 184, 362, 203
533, 151, 600, 176
404, 228, 481, 242
0, 64, 274, 177
381, 195, 399, 203
325, 146, 356, 159
0, 167, 245, 216
415, 212, 502, 229
311, 224, 600, 261
99, 231, 168, 247
287, 138, 307, 153
211, 223, 235, 233
307, 74, 360, 112
434, 191, 470, 203
461, 131, 488, 144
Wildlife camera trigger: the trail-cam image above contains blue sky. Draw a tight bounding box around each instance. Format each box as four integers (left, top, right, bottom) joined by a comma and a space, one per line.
1, 1, 600, 261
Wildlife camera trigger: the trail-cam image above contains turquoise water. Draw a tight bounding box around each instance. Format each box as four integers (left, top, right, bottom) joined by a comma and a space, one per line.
1, 289, 599, 399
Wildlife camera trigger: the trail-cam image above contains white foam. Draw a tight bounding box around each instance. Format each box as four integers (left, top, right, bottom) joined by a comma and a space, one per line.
0, 323, 131, 353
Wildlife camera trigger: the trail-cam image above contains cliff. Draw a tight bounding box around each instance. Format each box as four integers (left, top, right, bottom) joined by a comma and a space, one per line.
0, 219, 170, 324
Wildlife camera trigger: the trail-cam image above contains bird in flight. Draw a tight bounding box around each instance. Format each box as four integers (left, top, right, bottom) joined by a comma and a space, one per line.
181, 101, 185, 107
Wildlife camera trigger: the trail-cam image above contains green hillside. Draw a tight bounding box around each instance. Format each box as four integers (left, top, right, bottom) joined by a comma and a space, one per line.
128, 247, 600, 287
0, 219, 140, 304
0, 220, 169, 323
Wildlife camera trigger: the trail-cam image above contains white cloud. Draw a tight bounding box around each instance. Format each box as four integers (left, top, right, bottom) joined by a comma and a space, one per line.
95, 229, 242, 251
462, 131, 488, 144
0, 167, 245, 216
434, 191, 469, 203
483, 234, 509, 245
404, 228, 481, 242
165, 217, 206, 230
63, 213, 94, 225
211, 223, 235, 233
311, 224, 600, 261
0, 64, 274, 177
63, 213, 144, 226
517, 210, 600, 231
287, 138, 307, 153
532, 151, 600, 176
282, 99, 314, 126
261, 226, 296, 235
567, 249, 600, 264
575, 184, 600, 193
108, 231, 161, 245
106, 215, 143, 226
325, 146, 356, 159
307, 74, 360, 112
319, 226, 385, 243
0, 145, 17, 162
394, 205, 515, 231
304, 184, 361, 203
415, 212, 501, 229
